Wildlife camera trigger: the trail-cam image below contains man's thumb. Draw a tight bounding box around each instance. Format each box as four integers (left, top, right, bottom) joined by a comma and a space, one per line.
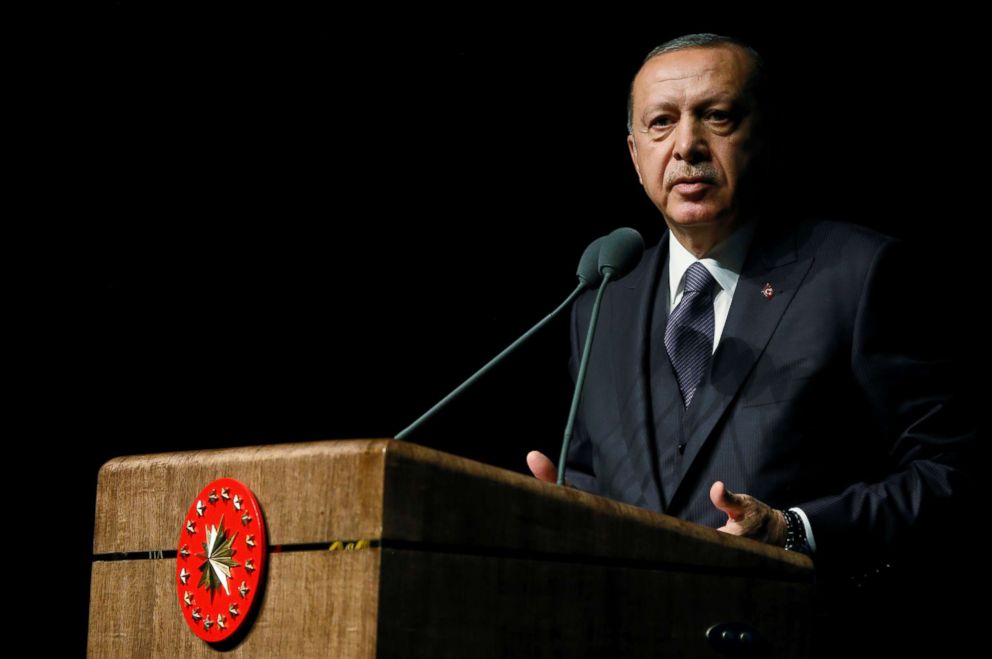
710, 481, 744, 516
527, 451, 559, 484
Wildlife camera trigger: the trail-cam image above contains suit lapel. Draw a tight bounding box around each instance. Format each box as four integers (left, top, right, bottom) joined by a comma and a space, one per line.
667, 220, 815, 509
609, 236, 666, 513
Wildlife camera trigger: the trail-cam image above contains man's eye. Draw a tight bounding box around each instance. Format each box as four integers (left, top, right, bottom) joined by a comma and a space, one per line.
650, 117, 672, 127
706, 111, 732, 122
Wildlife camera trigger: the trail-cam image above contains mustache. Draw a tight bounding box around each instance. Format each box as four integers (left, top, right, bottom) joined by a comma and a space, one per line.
666, 165, 719, 187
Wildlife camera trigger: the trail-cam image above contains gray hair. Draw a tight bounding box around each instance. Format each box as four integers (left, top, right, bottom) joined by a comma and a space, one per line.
626, 33, 766, 134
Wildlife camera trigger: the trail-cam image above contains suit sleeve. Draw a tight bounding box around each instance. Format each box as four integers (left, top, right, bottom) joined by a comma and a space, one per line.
796, 237, 977, 571
562, 294, 600, 494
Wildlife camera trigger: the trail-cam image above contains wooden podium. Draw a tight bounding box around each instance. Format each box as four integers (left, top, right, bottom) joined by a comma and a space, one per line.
88, 439, 814, 657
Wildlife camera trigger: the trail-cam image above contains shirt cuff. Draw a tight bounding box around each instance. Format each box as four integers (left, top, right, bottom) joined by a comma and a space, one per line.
788, 506, 816, 553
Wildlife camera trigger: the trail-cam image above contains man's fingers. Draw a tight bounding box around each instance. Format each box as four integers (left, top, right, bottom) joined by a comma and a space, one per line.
716, 518, 747, 535
527, 451, 558, 483
710, 481, 746, 520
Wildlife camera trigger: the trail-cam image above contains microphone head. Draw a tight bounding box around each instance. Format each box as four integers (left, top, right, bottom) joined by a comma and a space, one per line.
576, 236, 606, 287
598, 227, 644, 278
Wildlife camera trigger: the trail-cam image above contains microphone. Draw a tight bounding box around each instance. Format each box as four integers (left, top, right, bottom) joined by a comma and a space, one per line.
576, 236, 606, 287
394, 235, 609, 441
557, 227, 644, 485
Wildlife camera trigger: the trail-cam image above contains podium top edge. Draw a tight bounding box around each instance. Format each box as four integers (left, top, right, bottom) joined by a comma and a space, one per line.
96, 438, 418, 473
92, 438, 814, 574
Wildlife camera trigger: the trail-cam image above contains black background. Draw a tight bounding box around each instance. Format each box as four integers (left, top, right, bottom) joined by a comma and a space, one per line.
43, 4, 985, 655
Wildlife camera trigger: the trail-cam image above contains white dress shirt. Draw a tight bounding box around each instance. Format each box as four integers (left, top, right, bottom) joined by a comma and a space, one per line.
665, 220, 817, 553
666, 219, 755, 351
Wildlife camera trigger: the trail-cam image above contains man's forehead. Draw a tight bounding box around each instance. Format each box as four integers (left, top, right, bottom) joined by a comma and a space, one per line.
647, 66, 726, 86
636, 47, 750, 94
640, 47, 748, 79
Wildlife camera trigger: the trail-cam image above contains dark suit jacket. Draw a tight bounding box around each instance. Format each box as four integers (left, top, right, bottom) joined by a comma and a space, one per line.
564, 217, 976, 583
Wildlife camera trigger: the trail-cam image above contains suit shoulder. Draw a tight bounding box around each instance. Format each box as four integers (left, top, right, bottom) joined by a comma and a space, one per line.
793, 217, 897, 262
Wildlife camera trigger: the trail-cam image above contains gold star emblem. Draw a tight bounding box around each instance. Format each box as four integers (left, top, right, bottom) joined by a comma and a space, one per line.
239, 581, 250, 598
195, 515, 241, 597
179, 567, 190, 585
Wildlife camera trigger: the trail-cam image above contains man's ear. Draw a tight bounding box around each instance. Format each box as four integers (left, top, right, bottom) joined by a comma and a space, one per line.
627, 134, 643, 185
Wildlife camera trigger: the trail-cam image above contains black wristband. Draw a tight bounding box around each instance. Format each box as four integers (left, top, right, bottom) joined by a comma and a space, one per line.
782, 509, 812, 555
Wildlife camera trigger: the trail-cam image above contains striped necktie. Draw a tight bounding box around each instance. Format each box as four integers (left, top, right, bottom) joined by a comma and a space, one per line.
664, 261, 717, 407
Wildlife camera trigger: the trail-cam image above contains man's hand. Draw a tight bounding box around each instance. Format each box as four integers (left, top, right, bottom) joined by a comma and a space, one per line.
710, 481, 786, 547
526, 450, 573, 487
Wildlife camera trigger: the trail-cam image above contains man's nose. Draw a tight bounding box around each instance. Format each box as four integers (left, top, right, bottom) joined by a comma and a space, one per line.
673, 117, 709, 163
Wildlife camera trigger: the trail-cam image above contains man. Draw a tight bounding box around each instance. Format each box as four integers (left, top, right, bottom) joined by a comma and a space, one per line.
526, 33, 976, 652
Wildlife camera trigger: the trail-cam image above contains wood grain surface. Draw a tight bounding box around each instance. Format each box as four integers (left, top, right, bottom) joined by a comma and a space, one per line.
93, 439, 813, 574
89, 549, 380, 658
377, 547, 812, 658
90, 439, 814, 657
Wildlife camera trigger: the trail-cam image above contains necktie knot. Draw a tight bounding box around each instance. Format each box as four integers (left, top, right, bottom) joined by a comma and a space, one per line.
683, 261, 716, 295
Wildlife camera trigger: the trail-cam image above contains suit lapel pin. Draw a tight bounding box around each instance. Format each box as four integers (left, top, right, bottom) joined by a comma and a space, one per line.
761, 282, 774, 300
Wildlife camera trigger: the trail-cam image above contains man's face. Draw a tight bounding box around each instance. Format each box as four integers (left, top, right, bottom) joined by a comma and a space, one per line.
627, 46, 762, 232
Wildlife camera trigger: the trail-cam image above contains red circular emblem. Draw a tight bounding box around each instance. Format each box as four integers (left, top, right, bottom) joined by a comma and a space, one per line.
176, 478, 266, 643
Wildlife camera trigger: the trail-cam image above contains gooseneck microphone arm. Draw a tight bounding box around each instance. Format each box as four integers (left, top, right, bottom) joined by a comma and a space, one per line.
557, 269, 613, 485
394, 281, 589, 441
556, 227, 644, 486
394, 235, 606, 442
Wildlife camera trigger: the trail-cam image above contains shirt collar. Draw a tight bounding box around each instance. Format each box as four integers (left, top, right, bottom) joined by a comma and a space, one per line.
668, 217, 756, 303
